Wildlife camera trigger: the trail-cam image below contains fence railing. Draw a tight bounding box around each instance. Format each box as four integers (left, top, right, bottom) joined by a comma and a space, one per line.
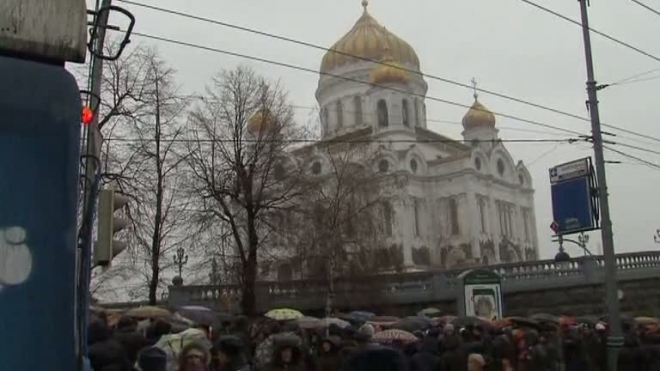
168, 251, 660, 312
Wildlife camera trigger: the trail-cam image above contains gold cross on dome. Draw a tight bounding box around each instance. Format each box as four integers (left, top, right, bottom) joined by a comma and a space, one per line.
471, 77, 479, 100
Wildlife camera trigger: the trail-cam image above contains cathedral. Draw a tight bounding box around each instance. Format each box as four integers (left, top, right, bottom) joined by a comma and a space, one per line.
271, 1, 539, 277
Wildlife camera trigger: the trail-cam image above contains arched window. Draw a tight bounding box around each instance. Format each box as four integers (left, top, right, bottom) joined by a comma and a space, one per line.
336, 100, 343, 129
354, 96, 363, 126
377, 99, 389, 127
402, 99, 410, 127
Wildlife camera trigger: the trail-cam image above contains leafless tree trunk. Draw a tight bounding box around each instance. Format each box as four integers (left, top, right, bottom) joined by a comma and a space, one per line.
184, 66, 304, 315
102, 47, 193, 304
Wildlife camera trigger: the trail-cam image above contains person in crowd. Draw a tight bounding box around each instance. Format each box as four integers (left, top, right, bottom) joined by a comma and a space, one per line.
315, 336, 342, 371
88, 319, 132, 371
213, 335, 250, 371
467, 353, 485, 371
135, 346, 167, 371
342, 345, 409, 371
179, 341, 211, 371
263, 334, 303, 371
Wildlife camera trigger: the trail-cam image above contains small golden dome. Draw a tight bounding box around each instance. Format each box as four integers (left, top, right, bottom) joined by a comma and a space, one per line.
320, 2, 420, 73
462, 98, 496, 130
370, 53, 411, 85
247, 109, 277, 134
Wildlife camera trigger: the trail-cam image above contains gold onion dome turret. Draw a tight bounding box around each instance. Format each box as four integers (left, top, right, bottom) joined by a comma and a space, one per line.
247, 109, 277, 134
370, 49, 411, 85
462, 93, 496, 130
320, 0, 420, 74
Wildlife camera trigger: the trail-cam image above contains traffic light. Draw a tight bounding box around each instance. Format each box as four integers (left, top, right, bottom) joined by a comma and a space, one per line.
94, 188, 129, 267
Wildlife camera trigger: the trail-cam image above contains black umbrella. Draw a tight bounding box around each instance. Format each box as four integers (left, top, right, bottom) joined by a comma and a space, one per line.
392, 316, 432, 332
530, 313, 559, 324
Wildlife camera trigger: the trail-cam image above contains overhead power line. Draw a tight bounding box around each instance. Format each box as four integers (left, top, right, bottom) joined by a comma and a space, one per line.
605, 145, 660, 171
117, 0, 591, 123
130, 30, 586, 137
630, 0, 660, 17
107, 136, 579, 145
116, 1, 660, 148
520, 0, 660, 64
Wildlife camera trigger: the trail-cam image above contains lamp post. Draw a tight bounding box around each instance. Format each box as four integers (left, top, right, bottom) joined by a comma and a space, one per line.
173, 247, 188, 280
553, 233, 593, 258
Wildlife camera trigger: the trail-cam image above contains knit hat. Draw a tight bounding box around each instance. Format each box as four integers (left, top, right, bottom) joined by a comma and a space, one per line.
137, 347, 167, 371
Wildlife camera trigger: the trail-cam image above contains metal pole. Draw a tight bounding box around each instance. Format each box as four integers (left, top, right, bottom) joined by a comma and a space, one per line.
79, 0, 112, 364
577, 0, 623, 369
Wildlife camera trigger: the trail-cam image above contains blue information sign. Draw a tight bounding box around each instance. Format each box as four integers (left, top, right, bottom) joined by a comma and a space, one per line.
551, 176, 595, 235
0, 57, 81, 370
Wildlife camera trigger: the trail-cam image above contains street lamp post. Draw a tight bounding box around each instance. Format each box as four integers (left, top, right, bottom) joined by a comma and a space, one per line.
553, 233, 593, 258
173, 247, 188, 279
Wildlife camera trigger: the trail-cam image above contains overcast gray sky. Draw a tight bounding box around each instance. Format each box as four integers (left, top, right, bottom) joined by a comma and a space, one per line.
107, 0, 660, 259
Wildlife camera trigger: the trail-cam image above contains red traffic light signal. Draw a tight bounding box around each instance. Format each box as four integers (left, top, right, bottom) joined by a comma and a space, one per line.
82, 106, 94, 125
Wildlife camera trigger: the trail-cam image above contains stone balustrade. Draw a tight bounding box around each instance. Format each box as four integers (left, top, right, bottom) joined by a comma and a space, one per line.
168, 251, 660, 313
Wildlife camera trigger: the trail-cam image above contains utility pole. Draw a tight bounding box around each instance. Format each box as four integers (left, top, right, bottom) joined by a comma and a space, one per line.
577, 0, 623, 369
79, 0, 112, 362
83, 0, 112, 208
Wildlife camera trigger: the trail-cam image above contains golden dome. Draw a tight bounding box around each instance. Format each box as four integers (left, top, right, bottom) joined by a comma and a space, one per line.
462, 98, 496, 130
320, 1, 420, 74
247, 109, 277, 134
369, 52, 411, 85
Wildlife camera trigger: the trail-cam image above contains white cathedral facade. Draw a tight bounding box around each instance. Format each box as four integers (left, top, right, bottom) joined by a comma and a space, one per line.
270, 2, 539, 277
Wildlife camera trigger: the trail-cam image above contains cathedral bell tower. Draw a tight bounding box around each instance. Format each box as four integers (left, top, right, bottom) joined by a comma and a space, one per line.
462, 79, 498, 150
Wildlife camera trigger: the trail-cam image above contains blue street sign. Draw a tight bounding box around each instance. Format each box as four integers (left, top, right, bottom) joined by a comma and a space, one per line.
0, 56, 81, 370
551, 176, 596, 235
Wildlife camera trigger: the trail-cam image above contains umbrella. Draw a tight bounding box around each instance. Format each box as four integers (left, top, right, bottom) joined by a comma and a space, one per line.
531, 313, 560, 324
264, 308, 304, 321
177, 307, 216, 326
367, 316, 400, 327
294, 316, 321, 329
418, 308, 442, 318
635, 317, 660, 325
451, 316, 488, 328
506, 317, 542, 329
347, 311, 375, 323
373, 329, 419, 345
154, 328, 212, 370
320, 317, 350, 329
392, 316, 433, 332
126, 306, 171, 319
254, 332, 300, 368
575, 316, 599, 326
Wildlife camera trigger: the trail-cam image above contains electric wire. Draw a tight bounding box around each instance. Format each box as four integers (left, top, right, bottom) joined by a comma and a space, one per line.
116, 0, 593, 124
114, 2, 660, 148
630, 0, 660, 18
605, 145, 660, 171
106, 137, 579, 145
129, 31, 585, 137
520, 0, 660, 64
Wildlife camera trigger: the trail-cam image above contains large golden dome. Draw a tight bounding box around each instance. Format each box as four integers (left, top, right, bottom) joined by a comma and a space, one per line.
462, 97, 496, 130
320, 1, 420, 74
369, 51, 412, 85
247, 109, 277, 134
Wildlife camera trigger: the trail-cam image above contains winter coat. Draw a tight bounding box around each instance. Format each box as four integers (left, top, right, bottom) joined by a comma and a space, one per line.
261, 334, 304, 371
438, 336, 468, 371
341, 345, 409, 371
411, 337, 440, 371
316, 337, 342, 371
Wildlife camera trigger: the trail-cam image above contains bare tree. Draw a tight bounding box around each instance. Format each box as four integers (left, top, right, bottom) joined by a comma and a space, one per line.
278, 142, 403, 314
184, 66, 305, 315
104, 48, 193, 304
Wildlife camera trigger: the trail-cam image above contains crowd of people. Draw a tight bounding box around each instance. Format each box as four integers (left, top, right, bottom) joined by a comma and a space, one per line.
87, 309, 660, 371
